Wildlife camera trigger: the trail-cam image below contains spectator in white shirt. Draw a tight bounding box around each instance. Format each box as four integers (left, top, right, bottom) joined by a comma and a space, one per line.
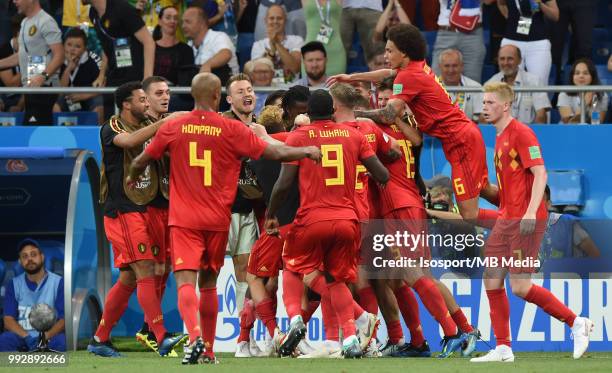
485, 44, 550, 124
438, 49, 483, 123
182, 5, 238, 82
251, 5, 303, 85
557, 58, 608, 124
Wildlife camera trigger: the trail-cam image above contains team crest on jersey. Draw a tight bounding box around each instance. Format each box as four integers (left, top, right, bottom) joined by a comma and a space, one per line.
393, 83, 403, 95
152, 245, 160, 256
138, 243, 146, 253
28, 25, 37, 36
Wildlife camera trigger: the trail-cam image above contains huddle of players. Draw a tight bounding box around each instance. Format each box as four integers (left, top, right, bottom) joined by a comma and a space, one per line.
88, 23, 593, 364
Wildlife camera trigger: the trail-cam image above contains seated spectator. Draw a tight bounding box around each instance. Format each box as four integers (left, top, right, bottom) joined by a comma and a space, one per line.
293, 41, 327, 88
367, 44, 387, 71
54, 28, 104, 124
251, 5, 303, 85
557, 58, 608, 124
372, 0, 410, 44
244, 58, 275, 115
485, 44, 550, 124
182, 5, 239, 84
497, 0, 559, 85
0, 239, 65, 352
541, 185, 600, 258
438, 49, 483, 122
153, 6, 194, 86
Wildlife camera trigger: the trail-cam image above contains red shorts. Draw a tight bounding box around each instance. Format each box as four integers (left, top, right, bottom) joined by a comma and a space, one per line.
104, 212, 155, 269
247, 224, 292, 278
169, 226, 229, 273
283, 220, 360, 282
146, 206, 170, 263
485, 223, 545, 274
447, 125, 489, 202
383, 207, 431, 260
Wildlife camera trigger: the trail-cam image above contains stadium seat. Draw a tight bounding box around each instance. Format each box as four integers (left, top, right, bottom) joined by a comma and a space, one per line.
592, 28, 610, 44
0, 258, 6, 287
482, 64, 496, 82
53, 112, 98, 126
237, 32, 254, 71
0, 112, 24, 126
591, 41, 611, 64
595, 64, 612, 85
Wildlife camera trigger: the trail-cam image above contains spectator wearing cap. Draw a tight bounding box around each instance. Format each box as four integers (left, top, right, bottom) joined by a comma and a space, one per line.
0, 0, 64, 126
88, 0, 156, 121
0, 239, 65, 352
293, 41, 327, 88
497, 0, 559, 85
438, 49, 483, 123
251, 5, 303, 85
182, 5, 239, 84
244, 58, 275, 116
432, 0, 491, 83
485, 44, 550, 124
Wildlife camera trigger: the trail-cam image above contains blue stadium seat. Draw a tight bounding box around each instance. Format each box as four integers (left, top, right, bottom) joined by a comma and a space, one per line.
481, 64, 496, 82
423, 31, 437, 63
591, 41, 611, 64
53, 112, 98, 126
550, 108, 561, 124
237, 32, 254, 70
595, 64, 612, 85
0, 112, 24, 126
592, 28, 609, 43
0, 258, 6, 287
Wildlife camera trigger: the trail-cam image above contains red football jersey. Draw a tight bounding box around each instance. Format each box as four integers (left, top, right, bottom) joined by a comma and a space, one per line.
377, 123, 423, 216
145, 110, 268, 231
390, 61, 476, 158
285, 120, 375, 226
343, 120, 393, 222
494, 119, 547, 221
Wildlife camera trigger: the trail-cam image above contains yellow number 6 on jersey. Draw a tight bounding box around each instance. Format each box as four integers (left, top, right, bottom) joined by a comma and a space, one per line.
189, 142, 212, 186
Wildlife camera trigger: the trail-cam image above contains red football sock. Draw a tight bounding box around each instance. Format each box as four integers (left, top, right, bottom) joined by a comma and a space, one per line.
238, 298, 255, 343
303, 300, 320, 324
327, 282, 357, 338
358, 286, 379, 314
177, 283, 200, 343
394, 284, 425, 347
320, 295, 339, 341
451, 309, 474, 333
477, 208, 499, 229
524, 285, 576, 327
282, 271, 304, 320
137, 277, 166, 343
199, 287, 218, 357
156, 272, 170, 301
412, 277, 457, 337
486, 288, 511, 347
386, 319, 403, 344
255, 298, 278, 338
95, 281, 135, 342
308, 274, 329, 296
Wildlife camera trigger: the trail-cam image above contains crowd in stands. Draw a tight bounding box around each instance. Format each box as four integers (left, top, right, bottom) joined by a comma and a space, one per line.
0, 0, 610, 125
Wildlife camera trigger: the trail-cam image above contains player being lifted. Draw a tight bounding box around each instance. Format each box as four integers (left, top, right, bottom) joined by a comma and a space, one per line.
327, 23, 499, 225
471, 82, 592, 363
127, 73, 321, 364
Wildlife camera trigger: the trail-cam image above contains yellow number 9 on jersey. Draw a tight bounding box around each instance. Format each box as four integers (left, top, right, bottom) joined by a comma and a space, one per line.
321, 144, 344, 186
189, 142, 212, 186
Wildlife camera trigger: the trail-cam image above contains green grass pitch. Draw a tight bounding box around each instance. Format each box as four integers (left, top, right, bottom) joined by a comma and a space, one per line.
33, 339, 612, 373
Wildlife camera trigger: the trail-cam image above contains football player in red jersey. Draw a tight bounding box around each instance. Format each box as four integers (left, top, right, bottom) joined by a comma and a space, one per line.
471, 82, 592, 363
327, 23, 499, 227
127, 73, 322, 364
265, 90, 389, 358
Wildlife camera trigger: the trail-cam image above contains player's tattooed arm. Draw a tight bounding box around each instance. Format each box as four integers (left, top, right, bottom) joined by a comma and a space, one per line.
355, 98, 404, 125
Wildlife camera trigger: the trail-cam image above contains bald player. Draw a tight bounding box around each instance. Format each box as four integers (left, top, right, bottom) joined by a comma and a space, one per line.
128, 73, 322, 364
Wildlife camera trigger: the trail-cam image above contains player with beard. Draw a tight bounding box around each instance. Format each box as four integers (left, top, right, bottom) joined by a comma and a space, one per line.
0, 240, 65, 351
134, 76, 176, 354
88, 82, 186, 357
